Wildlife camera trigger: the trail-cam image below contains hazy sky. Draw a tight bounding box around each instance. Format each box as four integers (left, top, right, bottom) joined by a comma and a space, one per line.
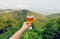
0, 0, 60, 15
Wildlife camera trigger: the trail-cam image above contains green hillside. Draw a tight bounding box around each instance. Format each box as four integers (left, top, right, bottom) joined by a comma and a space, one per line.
47, 13, 60, 19
0, 9, 60, 39
13, 9, 47, 26
0, 9, 47, 39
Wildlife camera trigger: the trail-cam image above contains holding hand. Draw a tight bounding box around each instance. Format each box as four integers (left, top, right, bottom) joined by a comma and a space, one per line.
9, 22, 31, 39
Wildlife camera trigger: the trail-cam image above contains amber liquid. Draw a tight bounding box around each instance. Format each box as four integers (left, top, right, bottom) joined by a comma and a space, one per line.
27, 18, 33, 24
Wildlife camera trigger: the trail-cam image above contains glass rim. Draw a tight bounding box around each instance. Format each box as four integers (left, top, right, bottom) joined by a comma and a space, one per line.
27, 16, 33, 18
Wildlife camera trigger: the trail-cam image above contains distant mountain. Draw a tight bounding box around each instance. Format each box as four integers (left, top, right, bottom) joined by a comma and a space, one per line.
2, 9, 47, 26
0, 9, 47, 26
13, 9, 47, 26
46, 13, 60, 19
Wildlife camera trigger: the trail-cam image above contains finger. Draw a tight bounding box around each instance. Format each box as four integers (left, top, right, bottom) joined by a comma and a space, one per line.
29, 24, 31, 25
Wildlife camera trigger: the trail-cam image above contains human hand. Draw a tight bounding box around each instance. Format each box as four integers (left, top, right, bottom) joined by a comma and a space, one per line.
21, 22, 31, 30
9, 22, 32, 39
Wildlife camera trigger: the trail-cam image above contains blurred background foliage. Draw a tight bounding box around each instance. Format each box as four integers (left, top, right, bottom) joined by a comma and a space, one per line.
0, 9, 60, 39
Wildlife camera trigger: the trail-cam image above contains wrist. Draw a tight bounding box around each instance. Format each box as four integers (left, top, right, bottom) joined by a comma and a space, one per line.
19, 26, 28, 32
